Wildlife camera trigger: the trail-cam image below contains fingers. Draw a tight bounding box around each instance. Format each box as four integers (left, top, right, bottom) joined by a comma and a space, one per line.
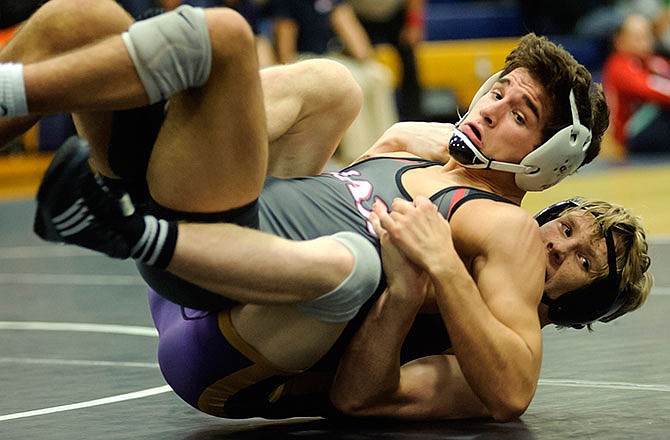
380, 196, 438, 224
373, 197, 444, 241
413, 195, 436, 210
368, 210, 384, 238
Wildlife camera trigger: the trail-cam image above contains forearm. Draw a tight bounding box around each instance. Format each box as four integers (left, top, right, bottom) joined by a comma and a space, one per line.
273, 19, 298, 64
330, 288, 419, 412
612, 61, 670, 105
355, 122, 452, 163
430, 261, 538, 420
331, 286, 491, 421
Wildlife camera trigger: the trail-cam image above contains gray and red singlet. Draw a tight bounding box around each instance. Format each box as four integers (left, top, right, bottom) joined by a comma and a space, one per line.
149, 156, 515, 418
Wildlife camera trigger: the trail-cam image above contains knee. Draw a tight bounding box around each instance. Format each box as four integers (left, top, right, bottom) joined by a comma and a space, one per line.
301, 59, 363, 122
298, 232, 381, 323
206, 8, 256, 62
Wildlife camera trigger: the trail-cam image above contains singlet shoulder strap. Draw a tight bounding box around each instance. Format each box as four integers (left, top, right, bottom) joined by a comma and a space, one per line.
431, 186, 517, 221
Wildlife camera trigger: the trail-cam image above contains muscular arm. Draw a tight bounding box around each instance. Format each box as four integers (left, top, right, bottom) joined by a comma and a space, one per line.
331, 206, 489, 420
332, 197, 544, 421
428, 200, 544, 421
331, 290, 490, 420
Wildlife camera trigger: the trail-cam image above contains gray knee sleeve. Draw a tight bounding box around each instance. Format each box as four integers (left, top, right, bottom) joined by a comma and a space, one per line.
298, 232, 382, 323
121, 5, 212, 104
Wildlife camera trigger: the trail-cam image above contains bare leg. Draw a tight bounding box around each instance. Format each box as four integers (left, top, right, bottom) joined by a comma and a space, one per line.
146, 8, 266, 212
145, 39, 372, 370
19, 5, 364, 303
20, 4, 378, 372
0, 0, 361, 178
0, 0, 133, 156
232, 304, 347, 371
263, 59, 362, 177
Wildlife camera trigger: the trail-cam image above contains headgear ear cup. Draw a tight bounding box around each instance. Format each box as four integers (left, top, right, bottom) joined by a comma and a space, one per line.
455, 73, 592, 191
516, 90, 592, 191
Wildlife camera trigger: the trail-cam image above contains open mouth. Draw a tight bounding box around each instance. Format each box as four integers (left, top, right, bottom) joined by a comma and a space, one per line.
461, 123, 482, 147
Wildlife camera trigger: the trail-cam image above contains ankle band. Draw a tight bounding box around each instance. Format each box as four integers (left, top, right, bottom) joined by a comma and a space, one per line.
0, 63, 28, 117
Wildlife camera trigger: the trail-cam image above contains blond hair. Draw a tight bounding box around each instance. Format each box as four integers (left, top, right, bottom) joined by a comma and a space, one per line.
562, 197, 653, 325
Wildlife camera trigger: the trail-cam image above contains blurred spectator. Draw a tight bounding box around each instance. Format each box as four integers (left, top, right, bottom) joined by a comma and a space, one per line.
272, 0, 398, 164
521, 0, 670, 45
195, 0, 275, 67
603, 13, 670, 154
351, 0, 425, 121
649, 0, 670, 57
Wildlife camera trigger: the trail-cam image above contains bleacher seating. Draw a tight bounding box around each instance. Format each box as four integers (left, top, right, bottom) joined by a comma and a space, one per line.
372, 0, 609, 121
2, 1, 609, 150
425, 1, 525, 41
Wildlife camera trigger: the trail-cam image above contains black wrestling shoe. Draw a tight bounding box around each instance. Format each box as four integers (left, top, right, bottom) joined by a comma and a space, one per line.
33, 136, 132, 259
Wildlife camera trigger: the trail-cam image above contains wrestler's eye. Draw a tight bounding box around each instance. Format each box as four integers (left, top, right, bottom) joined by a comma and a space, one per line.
579, 255, 591, 272
513, 111, 526, 125
562, 223, 572, 237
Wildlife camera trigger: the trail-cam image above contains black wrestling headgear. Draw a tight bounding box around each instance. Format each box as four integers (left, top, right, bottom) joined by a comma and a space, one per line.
535, 200, 625, 329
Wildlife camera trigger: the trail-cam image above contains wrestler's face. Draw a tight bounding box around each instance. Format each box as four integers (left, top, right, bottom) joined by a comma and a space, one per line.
459, 68, 546, 164
540, 210, 609, 299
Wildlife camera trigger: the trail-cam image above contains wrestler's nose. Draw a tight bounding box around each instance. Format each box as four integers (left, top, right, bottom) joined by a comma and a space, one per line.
478, 100, 499, 127
547, 241, 565, 266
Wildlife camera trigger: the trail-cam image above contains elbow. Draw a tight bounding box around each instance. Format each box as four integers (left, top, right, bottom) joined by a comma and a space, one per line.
330, 389, 380, 417
330, 387, 360, 415
489, 404, 527, 423
488, 391, 532, 422
330, 394, 367, 417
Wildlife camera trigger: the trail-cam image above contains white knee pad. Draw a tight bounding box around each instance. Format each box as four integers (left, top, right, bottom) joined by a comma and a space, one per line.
121, 5, 212, 104
298, 232, 382, 323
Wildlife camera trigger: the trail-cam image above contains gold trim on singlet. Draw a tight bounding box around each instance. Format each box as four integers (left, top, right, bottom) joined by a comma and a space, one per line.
197, 309, 302, 416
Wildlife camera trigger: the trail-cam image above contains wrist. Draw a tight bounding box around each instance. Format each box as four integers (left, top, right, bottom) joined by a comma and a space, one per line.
384, 284, 426, 316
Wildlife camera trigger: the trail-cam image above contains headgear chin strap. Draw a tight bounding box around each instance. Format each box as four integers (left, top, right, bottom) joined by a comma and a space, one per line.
534, 200, 625, 329
450, 71, 593, 192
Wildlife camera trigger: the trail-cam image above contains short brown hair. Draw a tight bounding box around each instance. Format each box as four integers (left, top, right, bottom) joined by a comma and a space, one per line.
501, 33, 609, 167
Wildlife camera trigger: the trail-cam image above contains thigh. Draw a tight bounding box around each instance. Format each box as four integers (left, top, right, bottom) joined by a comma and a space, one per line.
231, 303, 347, 372
146, 8, 267, 213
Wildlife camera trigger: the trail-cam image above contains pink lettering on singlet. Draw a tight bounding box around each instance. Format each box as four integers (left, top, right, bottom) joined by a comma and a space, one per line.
328, 170, 388, 235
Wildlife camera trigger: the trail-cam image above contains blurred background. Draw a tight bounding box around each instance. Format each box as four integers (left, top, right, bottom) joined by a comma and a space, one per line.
1, 0, 669, 235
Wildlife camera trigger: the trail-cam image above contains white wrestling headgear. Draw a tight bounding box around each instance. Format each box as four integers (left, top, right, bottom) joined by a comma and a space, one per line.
449, 71, 592, 192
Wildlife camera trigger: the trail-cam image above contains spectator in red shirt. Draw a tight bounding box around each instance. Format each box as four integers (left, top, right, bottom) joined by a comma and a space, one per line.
603, 13, 670, 154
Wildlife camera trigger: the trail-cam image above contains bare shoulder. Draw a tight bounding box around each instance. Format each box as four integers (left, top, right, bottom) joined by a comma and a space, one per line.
449, 198, 541, 252
450, 198, 545, 314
